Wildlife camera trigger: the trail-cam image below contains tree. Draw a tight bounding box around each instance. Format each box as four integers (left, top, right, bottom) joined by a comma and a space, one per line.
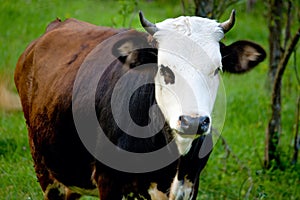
264, 0, 300, 169
193, 0, 241, 18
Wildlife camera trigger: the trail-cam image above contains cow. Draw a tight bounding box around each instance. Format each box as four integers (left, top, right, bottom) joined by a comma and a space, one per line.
14, 10, 266, 200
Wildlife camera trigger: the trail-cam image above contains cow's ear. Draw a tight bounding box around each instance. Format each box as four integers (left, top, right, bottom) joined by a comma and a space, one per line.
112, 37, 157, 68
220, 40, 266, 73
112, 38, 136, 64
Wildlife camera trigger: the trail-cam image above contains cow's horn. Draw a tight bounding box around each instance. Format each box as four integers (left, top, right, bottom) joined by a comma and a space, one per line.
220, 10, 236, 33
139, 11, 158, 35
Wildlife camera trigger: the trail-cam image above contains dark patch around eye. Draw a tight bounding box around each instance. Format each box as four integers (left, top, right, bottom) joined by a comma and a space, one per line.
160, 65, 175, 84
214, 67, 222, 76
214, 68, 219, 76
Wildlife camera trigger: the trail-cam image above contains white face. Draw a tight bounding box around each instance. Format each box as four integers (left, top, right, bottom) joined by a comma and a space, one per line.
152, 16, 224, 153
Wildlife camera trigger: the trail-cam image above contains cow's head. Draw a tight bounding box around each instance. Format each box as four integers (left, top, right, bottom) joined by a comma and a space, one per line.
111, 11, 265, 155
138, 11, 266, 154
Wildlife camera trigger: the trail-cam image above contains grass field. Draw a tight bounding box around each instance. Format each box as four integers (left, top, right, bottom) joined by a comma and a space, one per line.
0, 0, 299, 199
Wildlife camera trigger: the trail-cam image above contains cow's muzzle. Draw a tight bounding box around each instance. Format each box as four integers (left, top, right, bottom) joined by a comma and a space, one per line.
178, 115, 210, 135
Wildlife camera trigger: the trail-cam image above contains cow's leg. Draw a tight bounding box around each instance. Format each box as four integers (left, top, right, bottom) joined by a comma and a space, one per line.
95, 174, 123, 200
29, 132, 81, 200
34, 166, 81, 200
191, 177, 199, 200
38, 170, 81, 200
43, 181, 81, 200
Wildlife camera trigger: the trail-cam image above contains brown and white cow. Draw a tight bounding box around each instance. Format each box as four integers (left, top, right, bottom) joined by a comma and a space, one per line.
15, 11, 265, 200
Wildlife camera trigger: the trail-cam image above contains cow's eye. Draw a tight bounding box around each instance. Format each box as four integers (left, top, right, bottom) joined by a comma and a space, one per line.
214, 69, 218, 76
214, 67, 222, 76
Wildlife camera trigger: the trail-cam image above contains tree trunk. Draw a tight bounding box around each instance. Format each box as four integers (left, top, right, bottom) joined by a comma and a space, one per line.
267, 0, 283, 85
292, 96, 300, 165
264, 79, 282, 169
265, 25, 300, 168
264, 0, 283, 169
194, 0, 214, 18
193, 0, 241, 19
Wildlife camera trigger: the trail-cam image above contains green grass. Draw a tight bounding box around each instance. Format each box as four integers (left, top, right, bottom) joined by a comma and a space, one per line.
1, 0, 299, 199
0, 111, 40, 199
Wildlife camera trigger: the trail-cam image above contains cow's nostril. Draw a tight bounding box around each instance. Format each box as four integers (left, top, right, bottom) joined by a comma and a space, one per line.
179, 115, 210, 135
179, 115, 189, 127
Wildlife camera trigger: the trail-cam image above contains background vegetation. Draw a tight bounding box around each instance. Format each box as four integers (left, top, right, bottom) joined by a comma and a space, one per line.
0, 0, 299, 199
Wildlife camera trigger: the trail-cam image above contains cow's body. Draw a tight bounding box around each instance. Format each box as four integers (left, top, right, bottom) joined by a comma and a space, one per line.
15, 12, 266, 200
15, 18, 212, 200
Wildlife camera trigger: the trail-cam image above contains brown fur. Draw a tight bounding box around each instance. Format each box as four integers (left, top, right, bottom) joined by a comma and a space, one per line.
15, 18, 124, 199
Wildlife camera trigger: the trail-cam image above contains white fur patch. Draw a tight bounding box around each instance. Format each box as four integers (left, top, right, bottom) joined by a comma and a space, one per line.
155, 16, 224, 69
148, 182, 168, 200
170, 173, 194, 200
122, 183, 168, 200
174, 133, 194, 155
152, 16, 223, 139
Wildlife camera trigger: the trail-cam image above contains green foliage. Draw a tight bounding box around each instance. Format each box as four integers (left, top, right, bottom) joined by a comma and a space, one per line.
0, 0, 299, 199
116, 0, 139, 27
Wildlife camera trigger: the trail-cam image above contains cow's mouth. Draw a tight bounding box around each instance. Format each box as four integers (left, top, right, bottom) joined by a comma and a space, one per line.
173, 132, 195, 155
